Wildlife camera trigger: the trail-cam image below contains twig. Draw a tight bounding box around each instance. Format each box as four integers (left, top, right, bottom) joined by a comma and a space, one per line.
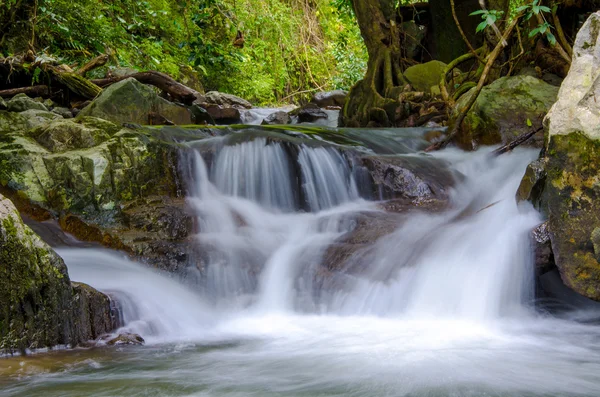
492, 126, 543, 156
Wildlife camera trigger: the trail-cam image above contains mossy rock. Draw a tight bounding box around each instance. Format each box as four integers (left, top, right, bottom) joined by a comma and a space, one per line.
7, 94, 48, 112
28, 117, 120, 152
454, 76, 558, 149
404, 61, 448, 93
541, 132, 600, 300
0, 194, 115, 352
78, 78, 192, 125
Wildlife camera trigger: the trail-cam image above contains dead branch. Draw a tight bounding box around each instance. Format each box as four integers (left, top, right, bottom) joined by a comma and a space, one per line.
492, 126, 543, 156
0, 85, 49, 98
76, 54, 109, 76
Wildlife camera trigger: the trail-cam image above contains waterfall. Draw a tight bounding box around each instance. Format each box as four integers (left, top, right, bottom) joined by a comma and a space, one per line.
40, 139, 600, 397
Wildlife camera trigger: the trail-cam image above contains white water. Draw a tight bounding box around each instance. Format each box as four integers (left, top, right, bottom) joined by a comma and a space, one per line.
6, 141, 600, 396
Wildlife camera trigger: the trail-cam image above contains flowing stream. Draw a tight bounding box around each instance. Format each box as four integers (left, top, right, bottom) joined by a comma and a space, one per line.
3, 128, 600, 396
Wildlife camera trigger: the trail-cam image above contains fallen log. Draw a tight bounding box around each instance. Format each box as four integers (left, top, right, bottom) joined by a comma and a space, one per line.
54, 71, 102, 99
0, 85, 49, 98
91, 71, 199, 104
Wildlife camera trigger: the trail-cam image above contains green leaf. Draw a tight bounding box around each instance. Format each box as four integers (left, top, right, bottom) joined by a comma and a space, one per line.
527, 118, 533, 127
469, 10, 487, 16
476, 20, 488, 33
539, 6, 551, 13
117, 16, 127, 24
529, 27, 541, 38
546, 32, 557, 46
516, 5, 529, 12
532, 5, 540, 14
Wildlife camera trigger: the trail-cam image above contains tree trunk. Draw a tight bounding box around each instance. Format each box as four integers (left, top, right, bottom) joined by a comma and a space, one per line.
340, 0, 409, 127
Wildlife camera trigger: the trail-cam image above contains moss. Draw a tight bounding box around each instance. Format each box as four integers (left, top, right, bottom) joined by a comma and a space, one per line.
542, 132, 600, 300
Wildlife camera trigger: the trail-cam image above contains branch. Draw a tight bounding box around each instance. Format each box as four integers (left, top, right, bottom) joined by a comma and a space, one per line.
0, 85, 49, 98
426, 15, 522, 152
552, 9, 573, 58
491, 126, 543, 156
76, 54, 109, 76
450, 0, 486, 64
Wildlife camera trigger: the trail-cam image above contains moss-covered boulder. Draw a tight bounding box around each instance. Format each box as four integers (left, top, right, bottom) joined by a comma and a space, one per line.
0, 194, 116, 352
28, 117, 120, 152
404, 61, 448, 93
523, 12, 600, 301
7, 94, 48, 112
454, 75, 558, 149
78, 78, 192, 125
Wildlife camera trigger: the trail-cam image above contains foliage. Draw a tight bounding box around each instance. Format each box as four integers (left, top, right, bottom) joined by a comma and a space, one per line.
0, 0, 366, 105
470, 0, 557, 45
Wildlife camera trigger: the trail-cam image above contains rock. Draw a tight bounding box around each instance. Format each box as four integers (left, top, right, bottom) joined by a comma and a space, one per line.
72, 282, 119, 341
0, 194, 115, 352
454, 75, 558, 149
531, 222, 555, 277
293, 103, 328, 123
311, 90, 348, 108
361, 154, 455, 202
261, 111, 292, 125
108, 67, 138, 78
0, 97, 7, 110
401, 21, 427, 59
532, 12, 600, 301
43, 99, 55, 109
78, 78, 192, 125
28, 117, 120, 152
204, 91, 252, 109
106, 333, 145, 346
190, 104, 215, 125
51, 107, 74, 119
204, 104, 241, 124
404, 61, 448, 93
516, 158, 547, 206
7, 93, 48, 112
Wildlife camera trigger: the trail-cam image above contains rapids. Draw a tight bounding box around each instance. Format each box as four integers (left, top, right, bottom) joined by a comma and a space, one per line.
3, 129, 600, 397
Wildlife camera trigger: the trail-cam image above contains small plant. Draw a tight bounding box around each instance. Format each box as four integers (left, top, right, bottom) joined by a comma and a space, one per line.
470, 9, 505, 33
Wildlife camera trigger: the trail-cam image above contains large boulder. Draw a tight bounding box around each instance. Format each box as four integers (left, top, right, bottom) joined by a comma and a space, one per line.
78, 78, 192, 125
525, 12, 600, 301
454, 75, 559, 149
361, 154, 455, 203
404, 60, 448, 93
0, 194, 116, 352
262, 111, 292, 125
27, 117, 120, 152
311, 90, 348, 108
203, 91, 252, 109
7, 94, 48, 112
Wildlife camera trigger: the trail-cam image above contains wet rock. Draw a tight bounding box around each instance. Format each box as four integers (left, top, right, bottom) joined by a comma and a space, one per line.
516, 158, 547, 206
203, 91, 252, 109
404, 61, 448, 93
204, 104, 241, 124
531, 222, 555, 277
292, 103, 328, 123
72, 282, 120, 341
454, 75, 558, 149
7, 93, 48, 112
190, 104, 215, 125
78, 78, 192, 125
106, 333, 145, 346
534, 12, 600, 301
311, 90, 348, 108
261, 111, 292, 125
0, 194, 115, 352
361, 155, 455, 201
323, 211, 404, 273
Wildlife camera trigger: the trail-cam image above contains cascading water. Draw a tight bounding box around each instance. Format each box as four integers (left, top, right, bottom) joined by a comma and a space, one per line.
5, 131, 600, 397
